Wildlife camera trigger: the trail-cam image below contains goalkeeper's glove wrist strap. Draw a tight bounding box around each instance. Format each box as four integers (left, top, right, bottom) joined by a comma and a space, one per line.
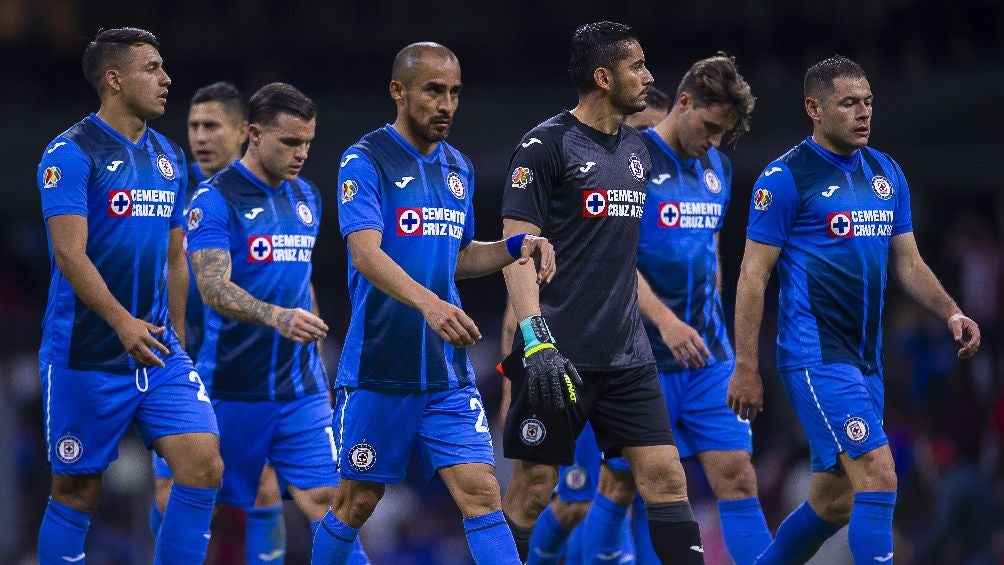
519, 314, 555, 353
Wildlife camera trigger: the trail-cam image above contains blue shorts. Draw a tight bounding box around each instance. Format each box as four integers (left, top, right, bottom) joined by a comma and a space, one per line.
557, 421, 631, 503
215, 393, 337, 509
41, 353, 218, 475
780, 363, 888, 472
152, 452, 172, 479
334, 384, 495, 483
661, 360, 752, 459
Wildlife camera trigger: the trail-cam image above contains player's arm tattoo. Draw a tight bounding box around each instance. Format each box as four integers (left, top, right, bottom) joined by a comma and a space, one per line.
190, 248, 279, 328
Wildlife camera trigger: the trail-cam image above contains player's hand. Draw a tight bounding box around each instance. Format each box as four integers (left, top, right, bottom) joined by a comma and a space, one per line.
519, 314, 582, 411
113, 317, 170, 368
947, 313, 981, 359
727, 362, 763, 422
421, 299, 481, 347
517, 235, 556, 285
658, 318, 711, 369
274, 307, 329, 344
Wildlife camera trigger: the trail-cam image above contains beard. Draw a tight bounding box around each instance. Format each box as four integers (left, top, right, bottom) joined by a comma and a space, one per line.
406, 111, 450, 143
612, 83, 647, 115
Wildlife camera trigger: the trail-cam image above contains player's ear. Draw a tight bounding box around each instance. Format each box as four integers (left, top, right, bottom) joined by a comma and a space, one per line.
805, 97, 821, 122
677, 91, 691, 111
593, 67, 614, 92
104, 69, 122, 94
389, 80, 405, 103
247, 123, 262, 147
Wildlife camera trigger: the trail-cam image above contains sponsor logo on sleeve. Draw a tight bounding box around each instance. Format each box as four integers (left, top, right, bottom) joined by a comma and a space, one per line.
187, 208, 203, 230
753, 188, 772, 211
340, 180, 358, 204
511, 167, 533, 189
42, 166, 62, 189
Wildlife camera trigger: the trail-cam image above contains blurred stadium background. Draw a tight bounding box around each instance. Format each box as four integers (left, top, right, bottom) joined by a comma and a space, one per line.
0, 1, 1002, 563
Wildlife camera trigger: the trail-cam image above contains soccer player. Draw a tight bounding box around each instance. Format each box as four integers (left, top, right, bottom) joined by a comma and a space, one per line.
35, 27, 221, 564
726, 55, 981, 564
626, 85, 670, 130
310, 42, 554, 565
500, 21, 704, 564
185, 82, 367, 564
628, 54, 768, 565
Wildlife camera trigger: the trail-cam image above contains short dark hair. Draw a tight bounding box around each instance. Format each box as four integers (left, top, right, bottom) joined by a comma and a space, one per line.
391, 42, 459, 85
568, 21, 639, 94
804, 55, 867, 100
191, 81, 249, 122
644, 86, 671, 112
81, 27, 160, 93
248, 82, 317, 128
676, 53, 756, 144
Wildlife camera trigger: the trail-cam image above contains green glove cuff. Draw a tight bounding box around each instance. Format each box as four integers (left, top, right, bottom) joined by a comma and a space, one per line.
519, 314, 555, 354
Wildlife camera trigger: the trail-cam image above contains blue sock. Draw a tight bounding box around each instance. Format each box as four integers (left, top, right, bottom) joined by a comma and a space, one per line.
247, 504, 286, 565
311, 509, 360, 565
718, 496, 773, 565
527, 505, 568, 564
755, 500, 841, 564
631, 494, 659, 564
849, 491, 896, 564
463, 509, 520, 564
567, 524, 584, 564
583, 493, 630, 562
311, 519, 369, 565
149, 504, 164, 540
154, 484, 217, 565
619, 511, 636, 561
38, 497, 90, 565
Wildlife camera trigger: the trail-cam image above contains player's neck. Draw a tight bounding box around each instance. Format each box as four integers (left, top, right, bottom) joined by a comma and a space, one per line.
811, 131, 859, 158
391, 121, 438, 156
200, 153, 239, 178
570, 97, 624, 135
96, 104, 147, 144
654, 115, 686, 159
240, 154, 282, 188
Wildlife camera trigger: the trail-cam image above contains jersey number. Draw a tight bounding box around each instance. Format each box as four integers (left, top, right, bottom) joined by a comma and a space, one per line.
470, 398, 490, 434
188, 371, 211, 403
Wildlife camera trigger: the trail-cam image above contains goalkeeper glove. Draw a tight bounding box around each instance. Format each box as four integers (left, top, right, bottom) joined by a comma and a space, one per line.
520, 315, 582, 411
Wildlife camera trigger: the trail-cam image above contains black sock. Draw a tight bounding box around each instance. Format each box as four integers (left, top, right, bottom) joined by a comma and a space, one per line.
504, 512, 532, 562
647, 501, 705, 564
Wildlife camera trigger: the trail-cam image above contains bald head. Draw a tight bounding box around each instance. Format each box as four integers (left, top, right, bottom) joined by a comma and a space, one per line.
391, 42, 459, 85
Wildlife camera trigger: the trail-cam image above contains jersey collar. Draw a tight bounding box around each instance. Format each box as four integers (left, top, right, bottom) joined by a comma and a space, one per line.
804, 136, 861, 172
384, 124, 443, 162
232, 159, 288, 193
89, 112, 150, 149
643, 128, 698, 170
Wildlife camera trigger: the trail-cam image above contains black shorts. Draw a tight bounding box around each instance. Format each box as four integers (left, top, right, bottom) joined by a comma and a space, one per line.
500, 350, 675, 466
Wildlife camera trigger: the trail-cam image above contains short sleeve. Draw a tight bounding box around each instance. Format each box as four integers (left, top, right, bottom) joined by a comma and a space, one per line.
746, 163, 799, 247
461, 174, 476, 248
185, 187, 231, 253
500, 132, 562, 229
337, 150, 383, 238
170, 153, 188, 229
890, 159, 913, 236
38, 139, 91, 219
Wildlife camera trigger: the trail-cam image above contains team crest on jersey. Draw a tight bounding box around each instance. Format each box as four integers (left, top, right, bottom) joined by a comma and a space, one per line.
565, 465, 588, 490
871, 175, 893, 200
42, 166, 62, 189
628, 153, 645, 181
843, 417, 869, 443
156, 154, 176, 180
447, 171, 466, 199
341, 180, 359, 204
511, 167, 533, 190
248, 236, 273, 262
753, 188, 772, 211
188, 208, 203, 231
55, 435, 83, 464
397, 208, 422, 236
582, 190, 608, 217
296, 201, 314, 226
108, 190, 133, 216
658, 202, 681, 228
827, 212, 853, 238
704, 169, 722, 193
347, 443, 376, 472
520, 418, 546, 446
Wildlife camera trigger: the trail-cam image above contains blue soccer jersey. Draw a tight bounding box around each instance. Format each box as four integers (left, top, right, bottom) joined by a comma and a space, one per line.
37, 113, 187, 373
746, 137, 913, 374
637, 129, 734, 373
186, 160, 325, 400
336, 125, 476, 391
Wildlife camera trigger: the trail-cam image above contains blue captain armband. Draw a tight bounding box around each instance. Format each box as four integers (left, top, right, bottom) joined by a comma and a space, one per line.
506, 233, 528, 259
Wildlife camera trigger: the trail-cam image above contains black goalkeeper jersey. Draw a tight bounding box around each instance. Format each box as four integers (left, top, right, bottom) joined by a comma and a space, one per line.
502, 111, 655, 371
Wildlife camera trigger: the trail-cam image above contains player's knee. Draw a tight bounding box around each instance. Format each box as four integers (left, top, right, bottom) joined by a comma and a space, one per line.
154, 478, 173, 513
175, 452, 224, 488
52, 475, 102, 514
597, 468, 636, 505
815, 489, 853, 525
552, 499, 590, 529
635, 459, 687, 503
712, 457, 759, 500
341, 486, 382, 525
506, 464, 558, 518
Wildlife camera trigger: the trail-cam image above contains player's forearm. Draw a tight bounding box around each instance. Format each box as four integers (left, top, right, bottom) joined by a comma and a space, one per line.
636, 270, 681, 327
352, 243, 442, 313
733, 273, 767, 370
191, 248, 280, 328
455, 240, 513, 280
895, 258, 961, 321
502, 261, 541, 321
167, 229, 188, 345
501, 300, 517, 356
